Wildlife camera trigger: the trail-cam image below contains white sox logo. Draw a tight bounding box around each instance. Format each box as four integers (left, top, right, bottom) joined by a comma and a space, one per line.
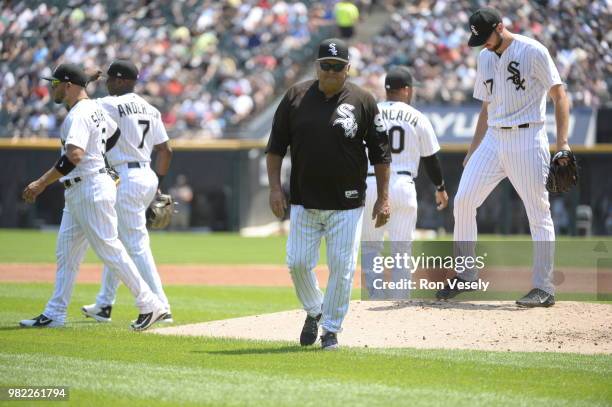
470, 25, 479, 36
506, 61, 526, 90
328, 43, 338, 56
333, 103, 358, 138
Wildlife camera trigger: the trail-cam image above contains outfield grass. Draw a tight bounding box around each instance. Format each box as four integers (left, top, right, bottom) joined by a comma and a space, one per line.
1, 283, 611, 407
0, 229, 610, 267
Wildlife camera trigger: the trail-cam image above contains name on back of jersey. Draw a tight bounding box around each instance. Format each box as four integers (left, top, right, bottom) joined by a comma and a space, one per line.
380, 108, 419, 127
117, 101, 157, 119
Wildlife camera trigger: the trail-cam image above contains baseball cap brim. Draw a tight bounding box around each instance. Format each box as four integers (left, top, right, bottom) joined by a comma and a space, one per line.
317, 56, 349, 63
41, 76, 56, 82
468, 34, 488, 47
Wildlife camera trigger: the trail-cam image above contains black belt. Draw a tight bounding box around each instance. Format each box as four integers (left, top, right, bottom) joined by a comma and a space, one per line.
500, 123, 530, 130
127, 162, 142, 168
367, 171, 412, 177
63, 168, 107, 188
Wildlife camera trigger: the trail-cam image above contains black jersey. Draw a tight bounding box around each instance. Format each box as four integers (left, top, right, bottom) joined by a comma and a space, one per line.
266, 80, 391, 210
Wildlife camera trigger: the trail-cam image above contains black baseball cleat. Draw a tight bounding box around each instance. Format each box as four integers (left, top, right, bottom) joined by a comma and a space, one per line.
130, 308, 167, 331
516, 288, 555, 307
320, 331, 338, 350
435, 277, 476, 300
19, 314, 64, 328
81, 304, 112, 323
300, 313, 321, 346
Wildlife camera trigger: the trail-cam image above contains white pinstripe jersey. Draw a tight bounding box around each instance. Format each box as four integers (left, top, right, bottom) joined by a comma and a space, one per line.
59, 99, 117, 182
97, 93, 169, 167
474, 34, 563, 127
368, 101, 440, 177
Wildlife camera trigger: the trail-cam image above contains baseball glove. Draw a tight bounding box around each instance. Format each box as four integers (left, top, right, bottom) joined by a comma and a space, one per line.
146, 193, 174, 229
546, 150, 578, 193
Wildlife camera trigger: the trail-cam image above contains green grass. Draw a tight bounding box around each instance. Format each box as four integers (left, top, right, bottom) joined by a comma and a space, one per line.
1, 283, 611, 406
1, 229, 611, 267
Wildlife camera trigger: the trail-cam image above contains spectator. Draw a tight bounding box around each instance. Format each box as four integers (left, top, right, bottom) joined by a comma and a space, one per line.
0, 0, 335, 139
334, 0, 360, 39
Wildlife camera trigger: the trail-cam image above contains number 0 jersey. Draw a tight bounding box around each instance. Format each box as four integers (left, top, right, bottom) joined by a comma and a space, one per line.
97, 93, 169, 167
367, 101, 439, 177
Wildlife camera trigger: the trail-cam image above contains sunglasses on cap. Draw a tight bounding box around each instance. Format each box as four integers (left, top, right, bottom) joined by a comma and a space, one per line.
50, 79, 62, 88
319, 62, 346, 72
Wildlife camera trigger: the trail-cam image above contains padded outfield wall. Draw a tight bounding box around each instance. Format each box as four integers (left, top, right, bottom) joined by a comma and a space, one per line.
0, 138, 611, 234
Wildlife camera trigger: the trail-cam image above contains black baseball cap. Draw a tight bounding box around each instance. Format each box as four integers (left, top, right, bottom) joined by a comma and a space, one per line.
107, 59, 139, 80
317, 38, 349, 63
467, 8, 502, 47
42, 63, 89, 87
385, 66, 419, 90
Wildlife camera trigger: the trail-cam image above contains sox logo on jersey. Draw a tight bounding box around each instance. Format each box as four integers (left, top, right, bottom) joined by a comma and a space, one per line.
506, 61, 525, 90
333, 103, 358, 138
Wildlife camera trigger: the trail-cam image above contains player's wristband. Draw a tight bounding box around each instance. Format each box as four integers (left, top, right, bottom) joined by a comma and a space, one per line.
54, 154, 76, 175
436, 182, 446, 192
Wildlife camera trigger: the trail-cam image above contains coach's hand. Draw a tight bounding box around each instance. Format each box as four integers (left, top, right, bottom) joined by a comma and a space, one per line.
22, 180, 46, 204
372, 198, 390, 228
269, 187, 287, 219
435, 190, 449, 211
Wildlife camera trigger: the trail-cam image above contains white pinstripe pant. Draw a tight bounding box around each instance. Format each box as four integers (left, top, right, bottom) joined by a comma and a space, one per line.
362, 175, 417, 299
95, 163, 170, 310
453, 124, 555, 294
43, 173, 164, 323
287, 204, 364, 333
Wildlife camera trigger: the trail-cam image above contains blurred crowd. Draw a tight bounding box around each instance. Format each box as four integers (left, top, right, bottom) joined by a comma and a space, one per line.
0, 0, 334, 139
350, 0, 611, 106
1, 0, 610, 139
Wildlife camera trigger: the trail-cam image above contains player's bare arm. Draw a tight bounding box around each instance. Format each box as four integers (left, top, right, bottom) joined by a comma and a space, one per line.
266, 153, 287, 219
22, 145, 83, 203
464, 101, 489, 167
372, 163, 390, 227
549, 84, 570, 157
153, 141, 173, 191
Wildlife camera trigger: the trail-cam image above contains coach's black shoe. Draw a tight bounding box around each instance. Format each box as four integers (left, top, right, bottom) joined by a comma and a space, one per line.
516, 288, 555, 308
435, 277, 476, 300
300, 313, 321, 346
321, 331, 338, 350
19, 314, 64, 328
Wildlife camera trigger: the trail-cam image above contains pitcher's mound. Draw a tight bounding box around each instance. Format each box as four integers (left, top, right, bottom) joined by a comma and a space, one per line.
151, 301, 612, 354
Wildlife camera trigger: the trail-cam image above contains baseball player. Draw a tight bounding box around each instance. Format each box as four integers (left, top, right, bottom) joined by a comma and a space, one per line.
266, 38, 391, 350
19, 63, 167, 330
436, 8, 571, 307
81, 60, 173, 323
362, 66, 448, 300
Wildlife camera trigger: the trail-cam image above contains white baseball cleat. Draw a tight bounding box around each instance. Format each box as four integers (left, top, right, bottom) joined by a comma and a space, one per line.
130, 307, 167, 331
81, 304, 112, 323
19, 314, 64, 328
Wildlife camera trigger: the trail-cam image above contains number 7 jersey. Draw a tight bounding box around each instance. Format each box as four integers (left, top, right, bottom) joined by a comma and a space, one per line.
97, 93, 169, 166
369, 100, 440, 177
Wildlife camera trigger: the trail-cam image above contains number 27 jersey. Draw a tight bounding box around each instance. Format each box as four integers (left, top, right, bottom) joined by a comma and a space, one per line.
368, 101, 439, 177
97, 93, 169, 167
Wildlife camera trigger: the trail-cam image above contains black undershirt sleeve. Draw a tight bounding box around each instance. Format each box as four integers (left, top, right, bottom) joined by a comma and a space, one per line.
105, 128, 121, 151
421, 153, 444, 188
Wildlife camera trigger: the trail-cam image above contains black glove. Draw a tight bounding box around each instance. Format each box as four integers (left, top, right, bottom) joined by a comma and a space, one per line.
546, 150, 578, 193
